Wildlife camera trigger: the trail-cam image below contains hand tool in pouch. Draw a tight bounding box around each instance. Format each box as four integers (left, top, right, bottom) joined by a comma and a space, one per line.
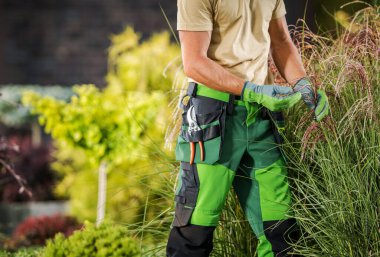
186, 105, 205, 165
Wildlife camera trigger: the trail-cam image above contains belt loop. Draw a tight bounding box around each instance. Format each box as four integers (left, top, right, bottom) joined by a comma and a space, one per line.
187, 82, 198, 97
227, 95, 235, 115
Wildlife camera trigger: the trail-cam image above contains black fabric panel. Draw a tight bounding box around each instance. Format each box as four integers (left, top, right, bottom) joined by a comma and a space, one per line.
263, 218, 301, 257
196, 111, 221, 125
266, 109, 285, 145
181, 125, 221, 142
181, 108, 222, 127
191, 96, 224, 114
173, 163, 200, 227
172, 203, 195, 227
167, 224, 216, 257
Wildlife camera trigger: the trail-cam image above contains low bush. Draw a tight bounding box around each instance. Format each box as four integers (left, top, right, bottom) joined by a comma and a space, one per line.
0, 247, 42, 257
43, 222, 140, 257
10, 214, 81, 248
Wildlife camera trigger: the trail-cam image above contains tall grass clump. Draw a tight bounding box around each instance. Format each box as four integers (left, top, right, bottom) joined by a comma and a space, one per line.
281, 4, 380, 257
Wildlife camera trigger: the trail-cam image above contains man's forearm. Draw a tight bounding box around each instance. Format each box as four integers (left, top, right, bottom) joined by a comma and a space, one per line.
184, 56, 245, 96
271, 39, 307, 85
179, 31, 245, 96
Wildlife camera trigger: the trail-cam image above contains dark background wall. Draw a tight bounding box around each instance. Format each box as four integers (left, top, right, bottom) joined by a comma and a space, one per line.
0, 0, 176, 87
0, 0, 373, 87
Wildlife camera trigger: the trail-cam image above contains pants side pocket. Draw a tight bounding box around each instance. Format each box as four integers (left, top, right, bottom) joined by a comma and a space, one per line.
172, 162, 200, 227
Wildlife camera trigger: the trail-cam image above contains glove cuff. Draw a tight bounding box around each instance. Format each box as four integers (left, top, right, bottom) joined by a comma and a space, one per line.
240, 81, 250, 101
293, 76, 311, 87
293, 77, 313, 93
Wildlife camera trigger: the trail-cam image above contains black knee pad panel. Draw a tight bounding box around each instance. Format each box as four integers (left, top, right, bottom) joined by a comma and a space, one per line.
167, 224, 216, 257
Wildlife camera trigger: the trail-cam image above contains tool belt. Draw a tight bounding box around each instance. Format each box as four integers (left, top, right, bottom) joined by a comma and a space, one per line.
175, 82, 285, 165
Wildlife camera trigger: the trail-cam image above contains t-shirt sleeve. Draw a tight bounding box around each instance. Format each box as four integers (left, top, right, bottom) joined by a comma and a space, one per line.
272, 0, 287, 20
177, 0, 213, 31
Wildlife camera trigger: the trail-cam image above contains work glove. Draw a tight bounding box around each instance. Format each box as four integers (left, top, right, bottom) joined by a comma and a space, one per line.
241, 81, 302, 111
293, 77, 329, 122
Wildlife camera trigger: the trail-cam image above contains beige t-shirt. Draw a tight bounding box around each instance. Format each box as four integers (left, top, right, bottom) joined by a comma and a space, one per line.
177, 0, 286, 84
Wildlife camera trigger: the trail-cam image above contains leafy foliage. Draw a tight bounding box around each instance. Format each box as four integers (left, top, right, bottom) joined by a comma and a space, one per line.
21, 28, 179, 225
0, 85, 73, 128
43, 222, 140, 257
10, 214, 81, 248
107, 27, 181, 93
0, 247, 42, 257
22, 84, 167, 168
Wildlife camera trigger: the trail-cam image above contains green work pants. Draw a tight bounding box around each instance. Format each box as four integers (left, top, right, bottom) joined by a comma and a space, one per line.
167, 84, 298, 257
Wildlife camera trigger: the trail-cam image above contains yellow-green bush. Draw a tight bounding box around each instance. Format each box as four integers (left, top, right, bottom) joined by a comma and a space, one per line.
107, 27, 181, 93
43, 222, 140, 257
22, 27, 181, 224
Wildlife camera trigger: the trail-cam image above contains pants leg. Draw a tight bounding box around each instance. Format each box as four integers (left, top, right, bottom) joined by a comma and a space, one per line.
233, 117, 299, 257
166, 161, 236, 257
167, 106, 247, 257
167, 102, 299, 256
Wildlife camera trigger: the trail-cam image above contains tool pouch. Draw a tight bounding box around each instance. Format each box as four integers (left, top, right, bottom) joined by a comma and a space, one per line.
175, 85, 227, 165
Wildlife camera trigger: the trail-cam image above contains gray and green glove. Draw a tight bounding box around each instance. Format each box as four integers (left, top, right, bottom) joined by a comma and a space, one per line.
241, 81, 302, 111
293, 77, 329, 121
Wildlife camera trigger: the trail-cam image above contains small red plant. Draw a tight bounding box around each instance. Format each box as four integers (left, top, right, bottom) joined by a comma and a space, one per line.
12, 214, 82, 247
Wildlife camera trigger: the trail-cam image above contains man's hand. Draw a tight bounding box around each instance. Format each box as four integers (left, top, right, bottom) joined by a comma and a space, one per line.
241, 82, 302, 111
293, 78, 329, 121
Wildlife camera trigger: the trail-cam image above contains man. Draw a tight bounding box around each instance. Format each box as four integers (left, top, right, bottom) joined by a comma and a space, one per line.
167, 0, 329, 256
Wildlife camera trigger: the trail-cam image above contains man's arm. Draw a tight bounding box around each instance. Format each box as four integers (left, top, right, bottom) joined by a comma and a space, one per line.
179, 31, 245, 96
269, 17, 306, 85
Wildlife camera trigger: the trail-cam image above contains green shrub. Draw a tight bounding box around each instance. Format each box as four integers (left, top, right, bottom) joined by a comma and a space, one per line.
0, 85, 73, 127
0, 247, 42, 257
107, 27, 181, 93
43, 222, 140, 257
21, 28, 179, 225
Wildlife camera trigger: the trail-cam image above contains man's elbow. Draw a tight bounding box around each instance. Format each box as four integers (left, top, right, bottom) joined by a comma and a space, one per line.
183, 62, 195, 78
183, 57, 204, 78
271, 35, 293, 50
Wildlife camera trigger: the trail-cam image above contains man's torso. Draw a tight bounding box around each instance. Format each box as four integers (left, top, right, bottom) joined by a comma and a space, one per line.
177, 0, 286, 84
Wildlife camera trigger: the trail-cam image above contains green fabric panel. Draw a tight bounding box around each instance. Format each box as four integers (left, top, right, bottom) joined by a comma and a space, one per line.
233, 158, 264, 237
217, 106, 248, 171
190, 163, 235, 226
247, 118, 282, 169
244, 101, 260, 126
255, 159, 292, 221
257, 235, 274, 257
175, 135, 221, 165
234, 100, 245, 106
196, 84, 230, 102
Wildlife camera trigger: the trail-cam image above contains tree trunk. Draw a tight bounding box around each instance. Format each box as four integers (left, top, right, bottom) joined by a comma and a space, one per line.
96, 161, 107, 226
31, 121, 41, 147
